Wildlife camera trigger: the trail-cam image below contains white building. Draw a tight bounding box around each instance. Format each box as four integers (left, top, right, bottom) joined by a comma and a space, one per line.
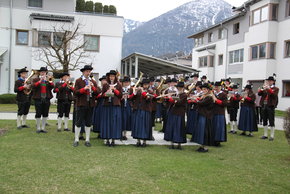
189, 0, 290, 111
0, 0, 124, 94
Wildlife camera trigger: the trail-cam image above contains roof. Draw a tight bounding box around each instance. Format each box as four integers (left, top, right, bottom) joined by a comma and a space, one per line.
30, 13, 74, 22
187, 12, 245, 39
122, 53, 199, 77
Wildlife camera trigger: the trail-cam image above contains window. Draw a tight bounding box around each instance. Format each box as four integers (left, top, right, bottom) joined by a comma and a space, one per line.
16, 30, 28, 45
38, 31, 51, 47
229, 49, 244, 64
218, 29, 224, 39
53, 32, 64, 47
208, 32, 213, 43
233, 23, 239, 34
194, 37, 203, 47
287, 0, 290, 17
250, 42, 276, 60
84, 35, 100, 52
259, 44, 266, 58
261, 6, 269, 21
253, 9, 261, 24
283, 81, 290, 97
28, 0, 43, 8
199, 56, 207, 67
218, 54, 223, 66
285, 40, 290, 58
270, 4, 278, 20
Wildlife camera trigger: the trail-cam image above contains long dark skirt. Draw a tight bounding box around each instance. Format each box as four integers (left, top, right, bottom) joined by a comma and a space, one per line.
161, 105, 168, 133
156, 103, 162, 118
213, 114, 227, 142
238, 106, 258, 132
164, 112, 186, 143
131, 109, 152, 140
192, 114, 215, 146
92, 99, 104, 133
186, 109, 198, 135
100, 105, 122, 139
121, 103, 132, 131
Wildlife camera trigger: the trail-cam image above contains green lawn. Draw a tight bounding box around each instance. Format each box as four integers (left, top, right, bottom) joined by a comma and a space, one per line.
0, 120, 289, 193
0, 104, 59, 113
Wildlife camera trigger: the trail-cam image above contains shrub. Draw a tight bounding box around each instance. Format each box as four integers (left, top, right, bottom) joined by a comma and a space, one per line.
284, 108, 290, 145
108, 5, 117, 14
0, 94, 17, 104
103, 5, 109, 13
76, 0, 85, 12
85, 1, 94, 12
94, 2, 103, 13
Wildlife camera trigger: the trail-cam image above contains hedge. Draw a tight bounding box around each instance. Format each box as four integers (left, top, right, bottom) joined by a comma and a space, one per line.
0, 94, 17, 104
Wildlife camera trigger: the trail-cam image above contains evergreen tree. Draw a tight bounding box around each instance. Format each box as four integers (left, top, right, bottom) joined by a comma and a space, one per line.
103, 5, 109, 13
76, 0, 85, 12
108, 5, 117, 14
94, 2, 103, 13
85, 1, 94, 12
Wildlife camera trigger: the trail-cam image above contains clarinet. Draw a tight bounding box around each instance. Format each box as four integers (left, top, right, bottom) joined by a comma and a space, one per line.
109, 81, 114, 103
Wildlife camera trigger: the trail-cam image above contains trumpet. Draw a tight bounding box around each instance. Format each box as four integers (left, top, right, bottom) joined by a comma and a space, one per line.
46, 72, 54, 83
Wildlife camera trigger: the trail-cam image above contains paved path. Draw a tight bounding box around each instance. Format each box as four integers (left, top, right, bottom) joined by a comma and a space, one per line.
0, 112, 285, 131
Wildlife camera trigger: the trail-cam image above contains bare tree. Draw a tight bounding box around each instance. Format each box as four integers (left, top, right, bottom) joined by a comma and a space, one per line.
35, 23, 90, 72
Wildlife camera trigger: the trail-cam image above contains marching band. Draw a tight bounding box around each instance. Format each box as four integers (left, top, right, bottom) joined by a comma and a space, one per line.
14, 65, 280, 152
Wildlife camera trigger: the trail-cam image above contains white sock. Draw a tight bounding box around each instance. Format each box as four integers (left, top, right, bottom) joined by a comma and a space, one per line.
85, 126, 91, 142
123, 130, 127, 137
17, 116, 21, 127
42, 117, 48, 130
75, 126, 81, 142
64, 117, 69, 129
57, 117, 62, 130
230, 121, 234, 131
264, 126, 268, 137
270, 127, 275, 139
234, 121, 238, 132
36, 118, 41, 130
22, 115, 27, 125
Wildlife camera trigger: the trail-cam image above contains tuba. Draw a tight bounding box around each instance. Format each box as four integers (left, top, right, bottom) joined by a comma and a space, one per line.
23, 70, 37, 95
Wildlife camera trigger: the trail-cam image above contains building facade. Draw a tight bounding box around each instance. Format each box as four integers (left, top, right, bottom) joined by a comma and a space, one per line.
189, 0, 290, 111
0, 0, 124, 94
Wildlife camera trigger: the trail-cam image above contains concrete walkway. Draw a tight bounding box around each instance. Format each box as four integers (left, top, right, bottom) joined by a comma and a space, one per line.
0, 112, 285, 131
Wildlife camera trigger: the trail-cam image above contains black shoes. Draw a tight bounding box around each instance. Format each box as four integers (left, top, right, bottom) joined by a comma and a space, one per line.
269, 137, 274, 141
176, 145, 182, 150
228, 130, 233, 134
21, 125, 29, 128
240, 132, 246, 136
110, 142, 116, 147
136, 142, 141, 147
105, 140, 110, 146
64, 128, 70, 132
36, 130, 47, 133
84, 141, 91, 147
261, 136, 268, 140
57, 129, 61, 132
122, 136, 127, 141
141, 143, 147, 147
247, 134, 253, 137
197, 147, 208, 153
73, 141, 79, 147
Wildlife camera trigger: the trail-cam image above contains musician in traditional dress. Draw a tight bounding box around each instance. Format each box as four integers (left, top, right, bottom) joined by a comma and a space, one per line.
227, 84, 241, 134
92, 75, 107, 137
155, 79, 162, 123
121, 76, 132, 140
55, 72, 74, 132
212, 81, 227, 146
164, 81, 187, 150
100, 70, 123, 147
149, 77, 158, 135
258, 75, 279, 141
130, 78, 155, 147
160, 77, 171, 132
32, 67, 54, 133
73, 65, 99, 147
186, 81, 202, 138
238, 84, 258, 136
192, 83, 215, 153
14, 67, 31, 129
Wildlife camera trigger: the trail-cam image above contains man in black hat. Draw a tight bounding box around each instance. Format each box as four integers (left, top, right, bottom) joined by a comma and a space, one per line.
54, 72, 74, 132
32, 67, 54, 133
227, 84, 241, 134
121, 76, 132, 140
14, 67, 31, 129
73, 65, 99, 147
201, 75, 208, 84
258, 75, 279, 141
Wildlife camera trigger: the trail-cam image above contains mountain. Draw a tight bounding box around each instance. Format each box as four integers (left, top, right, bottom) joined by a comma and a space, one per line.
124, 19, 145, 33
122, 0, 233, 57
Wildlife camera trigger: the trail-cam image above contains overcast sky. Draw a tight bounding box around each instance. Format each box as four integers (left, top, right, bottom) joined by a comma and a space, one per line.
94, 0, 246, 21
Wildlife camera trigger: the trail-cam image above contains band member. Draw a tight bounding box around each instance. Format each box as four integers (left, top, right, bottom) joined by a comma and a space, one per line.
201, 75, 208, 84
160, 77, 171, 132
186, 81, 202, 137
191, 73, 199, 84
238, 84, 258, 136
100, 70, 123, 147
192, 83, 215, 153
92, 75, 107, 136
164, 81, 187, 150
212, 81, 227, 146
73, 65, 99, 147
130, 78, 155, 147
258, 75, 279, 141
55, 73, 74, 132
227, 84, 241, 134
255, 92, 263, 125
121, 76, 132, 140
155, 79, 162, 123
149, 77, 158, 132
14, 67, 31, 129
32, 67, 54, 133
223, 78, 233, 93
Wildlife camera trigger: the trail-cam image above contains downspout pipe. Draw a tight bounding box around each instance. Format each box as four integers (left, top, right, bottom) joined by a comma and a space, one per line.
8, 0, 13, 93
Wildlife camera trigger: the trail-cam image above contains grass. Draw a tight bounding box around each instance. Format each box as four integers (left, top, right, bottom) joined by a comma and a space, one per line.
276, 110, 287, 118
0, 120, 289, 193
